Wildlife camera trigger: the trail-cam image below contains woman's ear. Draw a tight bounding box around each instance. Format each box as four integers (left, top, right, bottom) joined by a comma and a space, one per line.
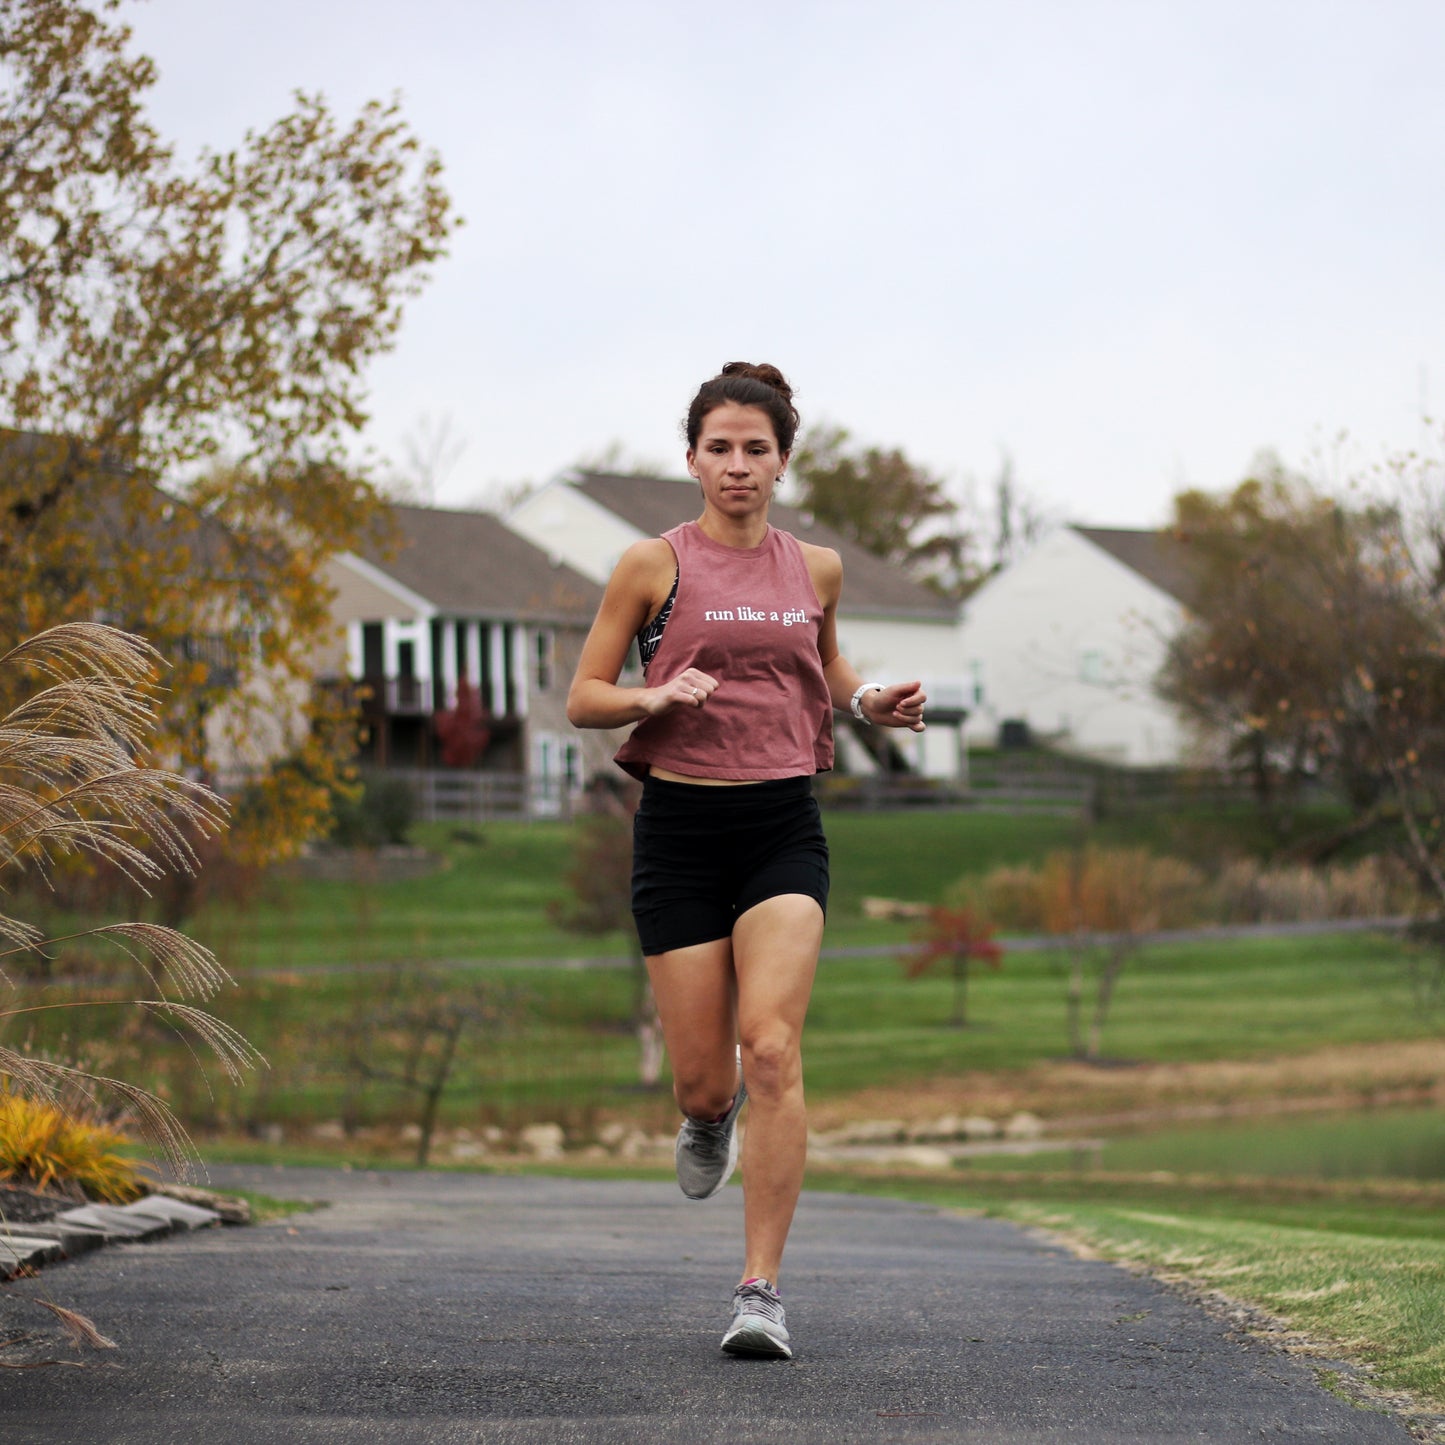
685, 448, 698, 480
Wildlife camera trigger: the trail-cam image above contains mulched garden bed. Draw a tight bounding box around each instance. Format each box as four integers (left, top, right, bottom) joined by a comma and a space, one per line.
0, 1184, 74, 1226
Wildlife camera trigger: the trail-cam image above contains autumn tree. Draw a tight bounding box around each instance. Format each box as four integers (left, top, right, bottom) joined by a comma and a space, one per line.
1159, 456, 1445, 901
787, 424, 975, 597
979, 846, 1203, 1061
342, 964, 508, 1167
0, 0, 457, 866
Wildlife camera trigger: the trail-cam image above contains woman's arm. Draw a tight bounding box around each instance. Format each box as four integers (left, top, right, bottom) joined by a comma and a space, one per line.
803, 543, 927, 732
566, 539, 720, 730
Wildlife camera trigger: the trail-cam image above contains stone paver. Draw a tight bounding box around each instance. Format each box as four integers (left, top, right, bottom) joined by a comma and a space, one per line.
0, 1232, 64, 1278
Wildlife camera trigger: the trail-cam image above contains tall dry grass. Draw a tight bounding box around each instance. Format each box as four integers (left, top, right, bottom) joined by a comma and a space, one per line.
0, 622, 261, 1177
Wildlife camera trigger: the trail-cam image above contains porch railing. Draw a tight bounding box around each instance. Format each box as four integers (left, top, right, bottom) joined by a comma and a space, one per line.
389, 768, 579, 823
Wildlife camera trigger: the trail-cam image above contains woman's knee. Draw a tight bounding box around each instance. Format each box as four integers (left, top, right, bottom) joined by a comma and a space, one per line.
672, 1054, 740, 1120
739, 1030, 802, 1102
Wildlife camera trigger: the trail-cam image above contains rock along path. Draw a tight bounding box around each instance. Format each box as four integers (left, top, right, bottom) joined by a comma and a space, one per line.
0, 1165, 1413, 1444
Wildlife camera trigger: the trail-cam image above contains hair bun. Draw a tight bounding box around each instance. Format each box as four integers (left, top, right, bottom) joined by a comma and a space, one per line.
685, 362, 801, 452
719, 361, 793, 406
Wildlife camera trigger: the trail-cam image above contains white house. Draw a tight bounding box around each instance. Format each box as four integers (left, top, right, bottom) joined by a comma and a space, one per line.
956, 525, 1196, 767
508, 472, 970, 778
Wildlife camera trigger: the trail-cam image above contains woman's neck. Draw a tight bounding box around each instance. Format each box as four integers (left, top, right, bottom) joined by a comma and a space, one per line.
696, 507, 770, 549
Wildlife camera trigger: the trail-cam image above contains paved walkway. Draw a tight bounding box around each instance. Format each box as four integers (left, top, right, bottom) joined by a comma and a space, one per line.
1, 1166, 1413, 1444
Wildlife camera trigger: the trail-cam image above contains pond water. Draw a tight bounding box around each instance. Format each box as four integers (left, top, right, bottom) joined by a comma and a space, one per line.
961, 1104, 1445, 1182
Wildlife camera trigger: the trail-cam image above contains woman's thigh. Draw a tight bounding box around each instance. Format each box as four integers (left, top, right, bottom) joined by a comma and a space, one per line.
645, 937, 737, 1069
732, 893, 825, 1058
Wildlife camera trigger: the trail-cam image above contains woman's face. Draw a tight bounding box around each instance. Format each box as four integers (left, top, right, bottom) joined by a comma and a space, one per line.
687, 402, 788, 518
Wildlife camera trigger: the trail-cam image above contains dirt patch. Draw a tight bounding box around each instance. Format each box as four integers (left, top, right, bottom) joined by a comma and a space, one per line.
806, 1038, 1445, 1132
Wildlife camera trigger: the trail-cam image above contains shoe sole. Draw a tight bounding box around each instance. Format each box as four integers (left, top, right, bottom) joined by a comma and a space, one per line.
721, 1324, 792, 1360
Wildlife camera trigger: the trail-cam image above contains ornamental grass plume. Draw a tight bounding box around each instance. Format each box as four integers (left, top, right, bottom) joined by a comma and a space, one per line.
0, 622, 262, 1179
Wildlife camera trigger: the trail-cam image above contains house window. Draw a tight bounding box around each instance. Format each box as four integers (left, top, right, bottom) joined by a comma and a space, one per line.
534, 629, 555, 691
969, 660, 985, 707
1080, 650, 1105, 684
531, 731, 579, 817
361, 623, 384, 678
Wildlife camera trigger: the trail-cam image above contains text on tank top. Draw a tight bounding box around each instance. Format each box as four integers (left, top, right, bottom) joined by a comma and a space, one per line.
613, 522, 835, 781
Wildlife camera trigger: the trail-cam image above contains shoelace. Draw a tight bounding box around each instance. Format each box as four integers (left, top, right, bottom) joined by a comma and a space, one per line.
680, 1119, 730, 1162
734, 1282, 784, 1323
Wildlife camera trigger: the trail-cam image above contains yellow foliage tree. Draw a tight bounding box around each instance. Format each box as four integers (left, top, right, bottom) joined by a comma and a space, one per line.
0, 0, 458, 868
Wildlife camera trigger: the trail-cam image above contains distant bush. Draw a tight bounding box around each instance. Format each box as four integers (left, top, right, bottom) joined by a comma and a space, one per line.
328, 772, 416, 848
968, 864, 1044, 932
974, 852, 1412, 932
1212, 856, 1412, 923
969, 850, 1206, 936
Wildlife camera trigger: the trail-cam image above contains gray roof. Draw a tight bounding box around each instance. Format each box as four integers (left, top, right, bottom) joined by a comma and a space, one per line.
362, 504, 603, 625
1, 427, 247, 578
1072, 526, 1195, 604
571, 472, 958, 621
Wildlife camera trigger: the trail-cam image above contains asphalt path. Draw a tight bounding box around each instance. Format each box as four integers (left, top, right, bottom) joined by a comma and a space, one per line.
1, 1166, 1413, 1444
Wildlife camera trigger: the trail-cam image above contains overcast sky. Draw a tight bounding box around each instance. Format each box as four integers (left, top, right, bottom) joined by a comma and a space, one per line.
124, 0, 1445, 527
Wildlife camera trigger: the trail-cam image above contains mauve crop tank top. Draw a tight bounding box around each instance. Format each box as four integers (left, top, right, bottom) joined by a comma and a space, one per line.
614, 522, 835, 781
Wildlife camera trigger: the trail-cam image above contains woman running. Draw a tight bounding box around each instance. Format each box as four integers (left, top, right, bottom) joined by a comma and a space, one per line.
566, 361, 926, 1359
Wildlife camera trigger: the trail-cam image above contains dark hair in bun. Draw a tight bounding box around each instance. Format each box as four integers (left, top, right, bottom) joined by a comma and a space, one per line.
684, 362, 800, 454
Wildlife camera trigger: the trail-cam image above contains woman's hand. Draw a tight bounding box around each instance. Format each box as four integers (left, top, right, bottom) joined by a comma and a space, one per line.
863, 681, 927, 732
643, 667, 720, 717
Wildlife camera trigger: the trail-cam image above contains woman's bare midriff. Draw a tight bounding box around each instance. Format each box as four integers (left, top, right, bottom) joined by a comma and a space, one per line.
648, 767, 765, 787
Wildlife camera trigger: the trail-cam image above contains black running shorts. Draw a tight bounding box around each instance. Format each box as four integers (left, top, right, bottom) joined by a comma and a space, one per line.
630, 774, 830, 957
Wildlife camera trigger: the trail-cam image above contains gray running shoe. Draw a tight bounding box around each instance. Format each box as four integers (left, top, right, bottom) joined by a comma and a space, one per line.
674, 1081, 747, 1200
721, 1278, 792, 1359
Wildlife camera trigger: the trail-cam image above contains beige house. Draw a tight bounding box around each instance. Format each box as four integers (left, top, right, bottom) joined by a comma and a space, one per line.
319, 503, 617, 796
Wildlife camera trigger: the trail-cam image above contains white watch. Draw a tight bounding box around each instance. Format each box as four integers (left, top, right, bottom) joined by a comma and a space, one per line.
849, 682, 883, 723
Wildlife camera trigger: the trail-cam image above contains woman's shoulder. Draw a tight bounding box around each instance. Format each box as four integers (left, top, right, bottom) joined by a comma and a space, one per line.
608, 535, 678, 596
795, 536, 842, 574
794, 536, 842, 605
621, 535, 678, 566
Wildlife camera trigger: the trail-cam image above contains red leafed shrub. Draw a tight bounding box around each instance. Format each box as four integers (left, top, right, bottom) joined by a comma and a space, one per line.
900, 905, 1004, 1028
434, 680, 491, 767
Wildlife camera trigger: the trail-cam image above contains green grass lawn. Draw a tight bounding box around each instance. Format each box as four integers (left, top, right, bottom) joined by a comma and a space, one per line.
190, 811, 1062, 972
176, 801, 1357, 973
957, 1105, 1445, 1183
9, 804, 1432, 1136
15, 927, 1431, 1136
